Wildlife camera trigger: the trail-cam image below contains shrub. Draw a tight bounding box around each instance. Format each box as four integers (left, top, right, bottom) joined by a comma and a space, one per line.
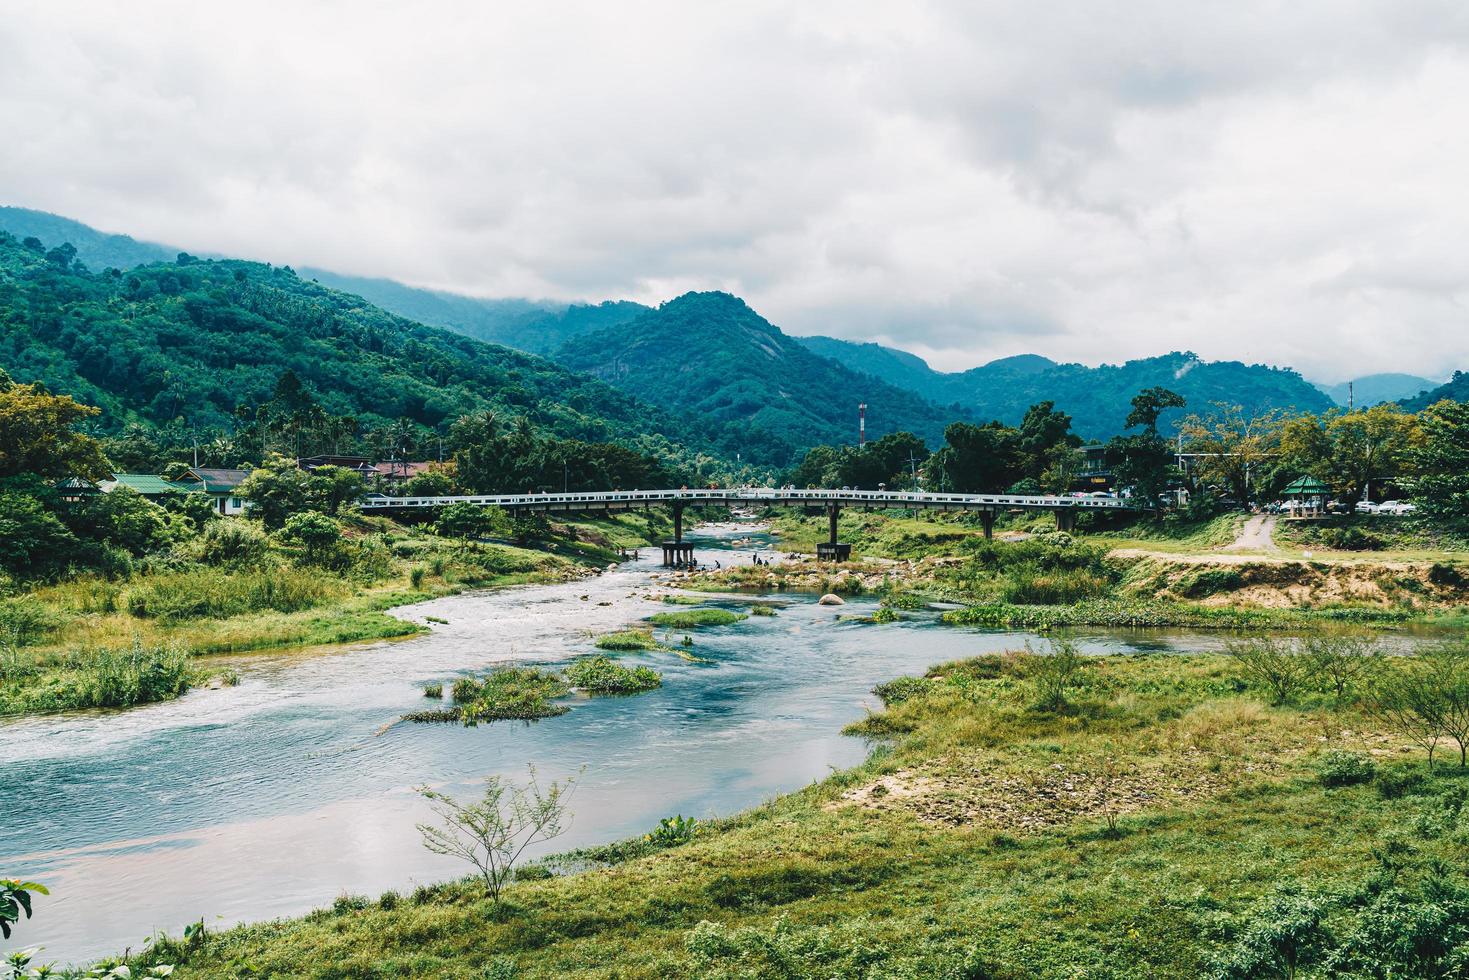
644, 814, 703, 848
1373, 766, 1428, 799
1226, 638, 1311, 705
125, 566, 336, 622
410, 566, 426, 589
1000, 566, 1111, 605
457, 667, 570, 725
870, 607, 900, 623
281, 511, 341, 564
1316, 750, 1376, 787
749, 604, 777, 617
451, 677, 482, 703
1176, 568, 1246, 598
1026, 638, 1085, 711
194, 519, 270, 568
423, 682, 443, 699
0, 596, 56, 647
1209, 886, 1330, 980
1320, 526, 1385, 551
565, 656, 661, 693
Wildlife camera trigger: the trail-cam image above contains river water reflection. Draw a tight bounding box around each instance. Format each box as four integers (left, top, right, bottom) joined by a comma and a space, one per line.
0, 524, 1431, 962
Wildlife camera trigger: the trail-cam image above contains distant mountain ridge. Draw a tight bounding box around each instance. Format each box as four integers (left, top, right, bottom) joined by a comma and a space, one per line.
1316, 373, 1440, 408
1400, 371, 1469, 412
795, 335, 1332, 439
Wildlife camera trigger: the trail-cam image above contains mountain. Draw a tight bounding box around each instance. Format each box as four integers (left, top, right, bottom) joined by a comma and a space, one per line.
0, 229, 690, 455
1317, 373, 1440, 408
554, 292, 963, 466
795, 335, 955, 403
0, 206, 178, 269
795, 335, 1330, 439
1400, 371, 1469, 411
301, 268, 650, 355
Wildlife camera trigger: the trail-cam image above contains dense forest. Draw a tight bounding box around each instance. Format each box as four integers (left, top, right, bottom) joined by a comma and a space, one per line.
0, 230, 713, 472
555, 291, 962, 466
1400, 370, 1469, 412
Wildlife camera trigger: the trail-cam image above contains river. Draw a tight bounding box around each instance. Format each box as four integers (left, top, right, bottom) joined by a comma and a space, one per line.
0, 523, 1417, 963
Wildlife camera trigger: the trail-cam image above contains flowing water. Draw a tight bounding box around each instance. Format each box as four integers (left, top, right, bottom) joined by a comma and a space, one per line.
0, 524, 1431, 962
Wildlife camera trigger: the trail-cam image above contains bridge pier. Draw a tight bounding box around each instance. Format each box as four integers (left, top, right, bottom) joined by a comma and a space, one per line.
816, 503, 852, 562
1055, 509, 1077, 533
660, 541, 695, 567
980, 510, 995, 540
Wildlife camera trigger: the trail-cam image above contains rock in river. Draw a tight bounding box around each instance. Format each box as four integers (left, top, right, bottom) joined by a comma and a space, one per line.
818, 593, 846, 605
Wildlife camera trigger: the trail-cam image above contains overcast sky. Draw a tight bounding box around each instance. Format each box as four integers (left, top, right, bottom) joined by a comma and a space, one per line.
4, 1, 1468, 382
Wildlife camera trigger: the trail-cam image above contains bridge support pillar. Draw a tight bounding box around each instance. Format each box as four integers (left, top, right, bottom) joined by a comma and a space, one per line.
980, 511, 995, 540
817, 504, 852, 561
1055, 509, 1077, 533
672, 502, 685, 543
660, 541, 695, 567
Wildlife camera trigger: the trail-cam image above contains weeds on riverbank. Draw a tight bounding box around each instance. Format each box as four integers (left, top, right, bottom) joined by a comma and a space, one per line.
941, 598, 1412, 630
0, 641, 194, 715
407, 667, 571, 726
594, 629, 661, 651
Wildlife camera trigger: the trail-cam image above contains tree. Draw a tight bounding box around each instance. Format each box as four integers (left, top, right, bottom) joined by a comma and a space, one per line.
416, 767, 576, 903
1016, 401, 1076, 481
282, 511, 342, 565
436, 502, 494, 539
304, 465, 365, 516
1403, 400, 1469, 524
1370, 644, 1469, 767
928, 421, 1021, 493
0, 370, 111, 481
1125, 386, 1187, 434
1281, 405, 1420, 509
1180, 404, 1287, 503
235, 455, 310, 529
0, 478, 84, 577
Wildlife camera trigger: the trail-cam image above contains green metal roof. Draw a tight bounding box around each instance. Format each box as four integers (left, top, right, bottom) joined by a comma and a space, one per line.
100, 473, 193, 495
1282, 476, 1330, 496
186, 468, 252, 493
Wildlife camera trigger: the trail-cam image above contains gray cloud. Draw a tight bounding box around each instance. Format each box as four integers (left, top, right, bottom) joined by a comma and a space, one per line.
3, 0, 1469, 381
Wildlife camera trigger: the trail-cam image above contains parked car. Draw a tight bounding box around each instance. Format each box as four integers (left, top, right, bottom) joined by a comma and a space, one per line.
1378, 501, 1416, 516
1356, 500, 1380, 514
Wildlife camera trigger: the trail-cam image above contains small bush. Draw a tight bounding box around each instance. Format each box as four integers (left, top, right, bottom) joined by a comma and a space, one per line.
1319, 527, 1384, 551
1226, 638, 1311, 705
873, 675, 930, 706
870, 607, 900, 624
644, 814, 703, 848
194, 519, 271, 568
1317, 750, 1376, 787
749, 604, 777, 617
451, 677, 482, 703
423, 682, 443, 699
565, 656, 661, 693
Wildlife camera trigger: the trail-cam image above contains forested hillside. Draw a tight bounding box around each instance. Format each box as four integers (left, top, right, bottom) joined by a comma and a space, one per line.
555, 291, 963, 466
798, 335, 1332, 439
302, 268, 650, 355
0, 206, 177, 270
0, 231, 693, 460
1400, 370, 1469, 411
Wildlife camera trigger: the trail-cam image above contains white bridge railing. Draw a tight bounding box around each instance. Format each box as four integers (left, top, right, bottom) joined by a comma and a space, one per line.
358, 487, 1130, 511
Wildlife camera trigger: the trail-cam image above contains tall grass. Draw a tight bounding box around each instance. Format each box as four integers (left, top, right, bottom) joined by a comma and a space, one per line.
124, 567, 340, 622
0, 641, 194, 715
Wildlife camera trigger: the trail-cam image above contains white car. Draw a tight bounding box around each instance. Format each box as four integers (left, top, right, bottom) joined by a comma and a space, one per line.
1356, 500, 1379, 514
1379, 501, 1417, 516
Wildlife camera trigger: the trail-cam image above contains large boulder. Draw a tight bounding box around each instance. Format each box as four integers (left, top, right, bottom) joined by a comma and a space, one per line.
817, 593, 846, 606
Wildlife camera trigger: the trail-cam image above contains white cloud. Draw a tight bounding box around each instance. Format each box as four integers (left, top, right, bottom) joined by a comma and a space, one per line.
3, 0, 1468, 381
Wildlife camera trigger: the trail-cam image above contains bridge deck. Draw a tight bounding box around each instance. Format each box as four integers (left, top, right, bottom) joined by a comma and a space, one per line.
358, 488, 1132, 512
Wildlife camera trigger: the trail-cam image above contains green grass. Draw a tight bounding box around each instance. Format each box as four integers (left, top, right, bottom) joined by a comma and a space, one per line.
594, 629, 662, 651
647, 608, 748, 629
146, 648, 1469, 978
565, 656, 662, 693
0, 642, 196, 715
408, 666, 571, 725
940, 598, 1414, 630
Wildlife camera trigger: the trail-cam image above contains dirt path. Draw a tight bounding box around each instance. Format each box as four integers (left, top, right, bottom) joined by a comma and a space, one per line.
1225, 514, 1277, 552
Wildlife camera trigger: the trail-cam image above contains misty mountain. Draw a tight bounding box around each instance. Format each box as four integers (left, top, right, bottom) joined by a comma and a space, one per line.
1400, 371, 1469, 412
0, 206, 178, 269
1316, 373, 1440, 408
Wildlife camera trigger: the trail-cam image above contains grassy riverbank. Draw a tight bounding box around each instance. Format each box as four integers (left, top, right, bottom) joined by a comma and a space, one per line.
133, 646, 1469, 978
0, 512, 665, 717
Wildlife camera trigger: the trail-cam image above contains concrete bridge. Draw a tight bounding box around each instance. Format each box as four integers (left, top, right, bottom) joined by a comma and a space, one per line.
358, 487, 1133, 564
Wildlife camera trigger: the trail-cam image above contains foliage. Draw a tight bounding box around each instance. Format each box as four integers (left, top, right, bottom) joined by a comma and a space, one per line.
1316, 750, 1377, 787
594, 629, 661, 651
1179, 403, 1288, 503
0, 880, 46, 940
234, 456, 310, 529
458, 667, 570, 725
564, 656, 661, 693
1371, 643, 1469, 766
1024, 638, 1085, 711
281, 511, 341, 565
416, 767, 576, 903
648, 608, 747, 628
786, 432, 930, 490
644, 814, 704, 848
434, 501, 495, 538
1207, 886, 1330, 980
1, 642, 193, 715
1404, 399, 1469, 525
192, 519, 270, 568
1279, 403, 1421, 510
0, 368, 111, 481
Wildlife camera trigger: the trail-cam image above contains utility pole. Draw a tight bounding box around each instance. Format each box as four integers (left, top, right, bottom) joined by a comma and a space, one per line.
1348, 381, 1355, 412
906, 450, 922, 489
858, 403, 867, 447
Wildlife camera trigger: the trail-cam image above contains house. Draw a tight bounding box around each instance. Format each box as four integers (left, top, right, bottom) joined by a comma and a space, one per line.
1074, 445, 1114, 491
371, 460, 436, 486
183, 467, 253, 515
98, 472, 195, 501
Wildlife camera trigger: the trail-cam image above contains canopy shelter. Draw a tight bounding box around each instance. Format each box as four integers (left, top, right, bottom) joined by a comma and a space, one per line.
1281, 476, 1330, 514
